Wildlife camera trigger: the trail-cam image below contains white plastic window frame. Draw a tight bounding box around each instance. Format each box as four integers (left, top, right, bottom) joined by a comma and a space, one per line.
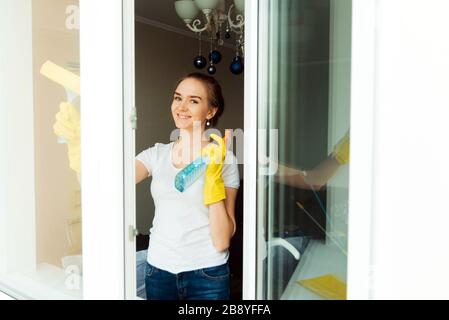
80, 0, 126, 299
122, 0, 137, 300
0, 0, 127, 300
0, 0, 35, 300
0, 291, 14, 301
346, 0, 376, 300
242, 0, 259, 300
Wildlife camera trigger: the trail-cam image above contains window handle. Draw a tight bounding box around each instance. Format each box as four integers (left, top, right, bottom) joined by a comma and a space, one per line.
129, 225, 139, 241
270, 237, 300, 260
130, 106, 137, 130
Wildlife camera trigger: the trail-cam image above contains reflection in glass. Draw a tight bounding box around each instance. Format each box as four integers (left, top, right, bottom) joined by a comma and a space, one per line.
257, 0, 352, 300
0, 0, 82, 299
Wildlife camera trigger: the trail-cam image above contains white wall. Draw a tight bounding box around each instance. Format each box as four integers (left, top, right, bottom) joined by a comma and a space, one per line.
370, 0, 449, 299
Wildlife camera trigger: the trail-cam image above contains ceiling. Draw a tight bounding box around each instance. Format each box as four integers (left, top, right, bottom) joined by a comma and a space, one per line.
135, 0, 185, 29
135, 0, 237, 47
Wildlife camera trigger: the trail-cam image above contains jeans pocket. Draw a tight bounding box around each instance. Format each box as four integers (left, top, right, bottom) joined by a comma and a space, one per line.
145, 262, 155, 278
200, 263, 230, 281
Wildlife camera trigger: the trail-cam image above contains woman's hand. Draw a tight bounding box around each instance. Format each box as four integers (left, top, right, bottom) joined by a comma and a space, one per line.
332, 131, 350, 165
53, 102, 81, 173
201, 130, 231, 206
202, 130, 236, 251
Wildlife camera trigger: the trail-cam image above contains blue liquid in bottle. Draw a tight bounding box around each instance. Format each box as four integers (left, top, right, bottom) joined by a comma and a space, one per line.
174, 156, 208, 192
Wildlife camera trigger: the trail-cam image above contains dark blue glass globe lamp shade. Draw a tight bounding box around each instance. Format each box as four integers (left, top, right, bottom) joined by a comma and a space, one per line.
207, 65, 217, 75
206, 50, 221, 75
230, 56, 244, 75
209, 50, 222, 64
193, 50, 243, 75
193, 55, 207, 69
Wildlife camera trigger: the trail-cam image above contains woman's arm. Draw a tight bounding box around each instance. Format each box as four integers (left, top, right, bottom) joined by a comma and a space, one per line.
305, 155, 342, 188
135, 160, 151, 184
274, 132, 349, 190
275, 155, 342, 190
208, 187, 238, 252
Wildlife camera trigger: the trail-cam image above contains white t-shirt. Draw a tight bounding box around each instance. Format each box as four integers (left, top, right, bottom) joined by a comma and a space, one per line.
136, 142, 240, 274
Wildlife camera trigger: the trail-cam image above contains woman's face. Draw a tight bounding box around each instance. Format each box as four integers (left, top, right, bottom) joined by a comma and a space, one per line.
171, 78, 217, 131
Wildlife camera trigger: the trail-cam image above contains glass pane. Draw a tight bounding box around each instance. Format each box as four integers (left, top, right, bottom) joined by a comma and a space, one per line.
0, 0, 82, 298
257, 0, 351, 300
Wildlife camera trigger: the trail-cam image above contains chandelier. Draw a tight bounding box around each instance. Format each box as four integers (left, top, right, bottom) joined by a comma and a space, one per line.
174, 0, 245, 75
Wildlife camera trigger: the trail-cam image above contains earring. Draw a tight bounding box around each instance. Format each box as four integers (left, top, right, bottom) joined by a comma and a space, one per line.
206, 120, 211, 127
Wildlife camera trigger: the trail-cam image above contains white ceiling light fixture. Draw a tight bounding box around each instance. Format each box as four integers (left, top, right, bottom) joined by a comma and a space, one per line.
174, 0, 245, 75
174, 0, 200, 24
234, 0, 244, 12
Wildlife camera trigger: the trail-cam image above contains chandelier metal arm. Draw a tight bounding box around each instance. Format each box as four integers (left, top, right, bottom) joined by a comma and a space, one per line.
227, 5, 244, 31
186, 11, 212, 33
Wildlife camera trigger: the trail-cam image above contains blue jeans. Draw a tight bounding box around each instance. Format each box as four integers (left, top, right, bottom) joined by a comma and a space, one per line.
145, 262, 230, 300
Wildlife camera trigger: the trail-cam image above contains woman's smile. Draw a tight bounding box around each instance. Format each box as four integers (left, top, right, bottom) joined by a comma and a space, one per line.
177, 113, 192, 120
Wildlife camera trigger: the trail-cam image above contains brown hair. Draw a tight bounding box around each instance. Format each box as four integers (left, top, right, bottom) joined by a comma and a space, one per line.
174, 72, 225, 127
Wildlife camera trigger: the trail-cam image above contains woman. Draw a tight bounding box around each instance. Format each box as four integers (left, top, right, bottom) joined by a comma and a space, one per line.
135, 73, 240, 300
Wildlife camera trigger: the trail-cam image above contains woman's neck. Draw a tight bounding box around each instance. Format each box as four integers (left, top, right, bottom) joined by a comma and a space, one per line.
177, 127, 208, 147
174, 128, 209, 164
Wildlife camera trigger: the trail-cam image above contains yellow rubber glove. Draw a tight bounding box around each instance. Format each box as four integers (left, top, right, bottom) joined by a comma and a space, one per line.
53, 102, 81, 173
201, 133, 228, 206
332, 131, 350, 165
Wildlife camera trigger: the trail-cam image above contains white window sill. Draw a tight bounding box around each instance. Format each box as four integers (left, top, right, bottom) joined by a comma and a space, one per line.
0, 290, 14, 300
0, 263, 82, 300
